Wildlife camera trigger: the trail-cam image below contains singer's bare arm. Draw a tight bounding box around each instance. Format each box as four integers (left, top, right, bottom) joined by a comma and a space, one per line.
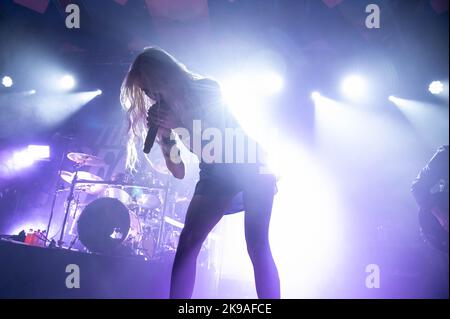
157, 128, 185, 179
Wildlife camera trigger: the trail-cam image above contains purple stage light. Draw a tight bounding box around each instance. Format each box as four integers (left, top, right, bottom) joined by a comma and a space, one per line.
10, 150, 34, 169
27, 145, 50, 160
4, 145, 50, 173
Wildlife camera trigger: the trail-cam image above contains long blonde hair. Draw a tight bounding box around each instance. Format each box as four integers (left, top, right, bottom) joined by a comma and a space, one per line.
120, 47, 200, 171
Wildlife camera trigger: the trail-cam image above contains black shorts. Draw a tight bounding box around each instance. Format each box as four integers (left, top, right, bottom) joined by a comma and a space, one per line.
193, 162, 277, 214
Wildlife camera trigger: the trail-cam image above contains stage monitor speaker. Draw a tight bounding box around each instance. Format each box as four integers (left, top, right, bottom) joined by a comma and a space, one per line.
0, 240, 170, 298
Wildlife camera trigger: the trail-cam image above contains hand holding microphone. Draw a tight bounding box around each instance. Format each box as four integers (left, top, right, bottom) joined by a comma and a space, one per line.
147, 100, 179, 130
144, 100, 178, 153
144, 99, 185, 178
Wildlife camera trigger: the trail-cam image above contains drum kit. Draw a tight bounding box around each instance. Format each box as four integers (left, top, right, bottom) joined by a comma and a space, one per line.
49, 152, 189, 259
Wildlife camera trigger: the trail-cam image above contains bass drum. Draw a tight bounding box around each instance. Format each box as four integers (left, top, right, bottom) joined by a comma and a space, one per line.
77, 197, 141, 254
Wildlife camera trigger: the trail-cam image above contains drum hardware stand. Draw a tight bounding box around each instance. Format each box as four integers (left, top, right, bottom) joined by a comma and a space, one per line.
46, 147, 70, 241
156, 174, 172, 254
72, 192, 81, 218
58, 165, 81, 248
68, 236, 78, 250
45, 187, 65, 244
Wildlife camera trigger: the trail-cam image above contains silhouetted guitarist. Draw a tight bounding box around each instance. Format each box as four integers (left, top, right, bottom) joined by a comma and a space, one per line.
411, 145, 449, 252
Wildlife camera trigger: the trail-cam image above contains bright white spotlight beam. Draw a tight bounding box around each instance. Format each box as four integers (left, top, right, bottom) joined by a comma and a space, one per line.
311, 91, 321, 101
33, 90, 101, 127
388, 95, 397, 103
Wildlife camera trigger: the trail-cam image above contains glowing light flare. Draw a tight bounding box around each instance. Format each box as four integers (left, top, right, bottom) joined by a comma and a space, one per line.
60, 75, 76, 90
217, 142, 345, 298
4, 145, 50, 172
2, 76, 13, 87
429, 81, 444, 95
311, 91, 321, 101
10, 150, 34, 169
341, 75, 367, 100
258, 72, 284, 95
221, 71, 283, 140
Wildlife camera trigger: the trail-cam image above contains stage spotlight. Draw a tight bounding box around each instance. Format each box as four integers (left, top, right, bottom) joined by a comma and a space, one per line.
5, 145, 50, 173
388, 95, 397, 103
10, 150, 34, 169
95, 89, 102, 96
429, 81, 444, 95
341, 75, 367, 100
60, 75, 76, 90
311, 91, 321, 101
27, 145, 50, 160
2, 76, 13, 88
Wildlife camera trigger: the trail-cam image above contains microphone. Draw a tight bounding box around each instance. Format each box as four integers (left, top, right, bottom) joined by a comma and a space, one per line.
143, 102, 160, 154
143, 123, 158, 154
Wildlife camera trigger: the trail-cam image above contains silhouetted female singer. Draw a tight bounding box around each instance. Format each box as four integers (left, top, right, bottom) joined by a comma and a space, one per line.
121, 47, 279, 298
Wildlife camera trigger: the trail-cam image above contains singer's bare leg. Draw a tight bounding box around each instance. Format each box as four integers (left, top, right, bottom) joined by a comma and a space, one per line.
170, 194, 233, 299
244, 176, 280, 299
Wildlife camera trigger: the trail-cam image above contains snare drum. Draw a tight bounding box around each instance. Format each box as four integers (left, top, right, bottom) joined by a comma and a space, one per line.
103, 187, 132, 206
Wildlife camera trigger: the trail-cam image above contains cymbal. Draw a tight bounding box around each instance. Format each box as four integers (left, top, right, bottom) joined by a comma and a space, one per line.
67, 152, 105, 167
60, 171, 105, 194
60, 171, 75, 184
